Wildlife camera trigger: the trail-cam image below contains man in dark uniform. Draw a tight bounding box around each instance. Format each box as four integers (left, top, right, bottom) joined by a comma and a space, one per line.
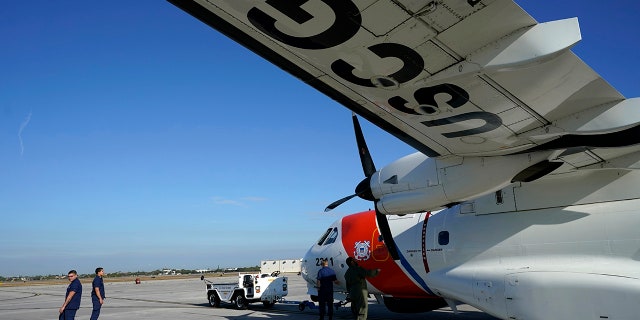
91, 267, 106, 320
316, 259, 339, 320
344, 257, 379, 320
59, 270, 82, 320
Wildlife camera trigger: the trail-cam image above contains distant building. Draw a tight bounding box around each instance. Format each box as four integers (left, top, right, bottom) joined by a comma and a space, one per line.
260, 259, 302, 274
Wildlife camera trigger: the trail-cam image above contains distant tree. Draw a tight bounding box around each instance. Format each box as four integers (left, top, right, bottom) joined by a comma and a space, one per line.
0, 266, 263, 279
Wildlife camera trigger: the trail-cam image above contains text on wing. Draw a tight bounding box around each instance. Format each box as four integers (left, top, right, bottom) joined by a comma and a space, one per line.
247, 0, 503, 141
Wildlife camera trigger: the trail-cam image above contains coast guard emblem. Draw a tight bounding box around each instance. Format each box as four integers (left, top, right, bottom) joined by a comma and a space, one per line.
353, 241, 371, 261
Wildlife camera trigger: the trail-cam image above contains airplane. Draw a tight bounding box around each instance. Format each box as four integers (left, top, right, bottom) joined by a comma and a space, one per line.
167, 0, 640, 319
301, 208, 450, 314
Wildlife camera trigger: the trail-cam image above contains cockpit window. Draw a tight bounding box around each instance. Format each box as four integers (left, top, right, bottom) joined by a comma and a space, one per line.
323, 227, 338, 245
316, 228, 333, 246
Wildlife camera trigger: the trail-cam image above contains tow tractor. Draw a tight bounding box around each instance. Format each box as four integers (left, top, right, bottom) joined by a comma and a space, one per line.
200, 272, 288, 309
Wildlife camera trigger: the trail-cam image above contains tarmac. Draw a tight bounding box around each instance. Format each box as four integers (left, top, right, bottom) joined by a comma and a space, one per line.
0, 274, 498, 320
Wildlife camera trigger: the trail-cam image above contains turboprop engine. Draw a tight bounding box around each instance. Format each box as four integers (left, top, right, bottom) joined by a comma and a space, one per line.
370, 151, 558, 215
325, 114, 562, 216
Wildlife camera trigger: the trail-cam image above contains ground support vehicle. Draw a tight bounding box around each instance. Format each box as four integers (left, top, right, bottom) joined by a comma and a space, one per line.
277, 299, 319, 311
200, 273, 288, 309
279, 299, 347, 312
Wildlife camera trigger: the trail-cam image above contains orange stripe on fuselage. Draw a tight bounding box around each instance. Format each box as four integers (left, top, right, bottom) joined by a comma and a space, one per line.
341, 210, 426, 298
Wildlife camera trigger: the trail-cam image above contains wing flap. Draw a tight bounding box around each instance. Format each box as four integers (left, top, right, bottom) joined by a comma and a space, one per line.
489, 52, 624, 125
585, 148, 640, 170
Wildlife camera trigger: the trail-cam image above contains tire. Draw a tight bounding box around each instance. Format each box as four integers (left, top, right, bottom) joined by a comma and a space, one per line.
208, 293, 220, 308
234, 295, 248, 310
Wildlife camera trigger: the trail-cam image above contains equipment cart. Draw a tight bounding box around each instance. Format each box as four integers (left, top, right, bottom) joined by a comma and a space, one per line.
200, 272, 288, 309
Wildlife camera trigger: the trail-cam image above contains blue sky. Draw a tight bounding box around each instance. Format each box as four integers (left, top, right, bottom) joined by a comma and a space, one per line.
1, 1, 638, 277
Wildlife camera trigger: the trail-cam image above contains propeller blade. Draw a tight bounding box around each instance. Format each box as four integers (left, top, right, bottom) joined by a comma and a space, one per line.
374, 206, 400, 260
323, 115, 378, 212
324, 194, 357, 212
327, 114, 400, 261
352, 113, 376, 177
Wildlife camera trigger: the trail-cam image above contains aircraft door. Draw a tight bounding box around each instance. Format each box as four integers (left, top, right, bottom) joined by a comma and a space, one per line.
423, 211, 448, 271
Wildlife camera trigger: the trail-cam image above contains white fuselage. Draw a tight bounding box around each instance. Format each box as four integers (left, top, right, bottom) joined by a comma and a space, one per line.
303, 168, 640, 319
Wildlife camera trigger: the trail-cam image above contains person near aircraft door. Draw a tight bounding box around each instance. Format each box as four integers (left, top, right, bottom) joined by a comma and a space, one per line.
59, 270, 82, 320
344, 257, 380, 320
316, 259, 340, 320
91, 267, 106, 320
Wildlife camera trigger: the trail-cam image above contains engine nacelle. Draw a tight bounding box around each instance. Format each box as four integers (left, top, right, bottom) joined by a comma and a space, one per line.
372, 151, 553, 215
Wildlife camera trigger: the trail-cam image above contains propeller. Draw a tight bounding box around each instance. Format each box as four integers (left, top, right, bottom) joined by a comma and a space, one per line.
325, 113, 400, 260
324, 114, 376, 212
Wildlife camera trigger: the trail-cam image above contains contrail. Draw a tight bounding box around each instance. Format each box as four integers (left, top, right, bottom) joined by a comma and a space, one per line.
18, 111, 32, 156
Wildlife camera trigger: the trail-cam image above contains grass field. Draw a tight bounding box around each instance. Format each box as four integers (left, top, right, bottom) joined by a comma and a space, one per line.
0, 273, 236, 287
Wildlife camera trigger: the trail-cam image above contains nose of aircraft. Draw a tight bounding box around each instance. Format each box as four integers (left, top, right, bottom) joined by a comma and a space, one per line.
301, 221, 347, 294
301, 247, 317, 287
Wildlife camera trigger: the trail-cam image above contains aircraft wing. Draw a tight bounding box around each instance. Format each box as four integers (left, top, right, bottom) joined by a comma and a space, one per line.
169, 0, 640, 170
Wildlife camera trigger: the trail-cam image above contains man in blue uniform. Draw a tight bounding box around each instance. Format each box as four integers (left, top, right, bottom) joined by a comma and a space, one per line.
59, 270, 82, 320
91, 267, 106, 320
316, 259, 339, 320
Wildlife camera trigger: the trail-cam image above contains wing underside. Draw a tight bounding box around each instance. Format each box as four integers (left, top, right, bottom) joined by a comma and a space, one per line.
169, 0, 640, 171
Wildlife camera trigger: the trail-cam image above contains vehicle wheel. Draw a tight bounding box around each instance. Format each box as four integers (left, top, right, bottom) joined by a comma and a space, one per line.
208, 293, 220, 308
234, 296, 248, 310
262, 301, 275, 308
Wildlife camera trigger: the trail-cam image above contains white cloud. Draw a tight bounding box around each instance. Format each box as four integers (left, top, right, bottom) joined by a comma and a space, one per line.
211, 196, 268, 207
211, 197, 245, 207
240, 196, 267, 202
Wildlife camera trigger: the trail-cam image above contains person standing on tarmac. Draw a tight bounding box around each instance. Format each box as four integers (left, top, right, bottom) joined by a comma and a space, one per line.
344, 257, 380, 320
91, 267, 106, 320
316, 259, 340, 320
59, 270, 82, 320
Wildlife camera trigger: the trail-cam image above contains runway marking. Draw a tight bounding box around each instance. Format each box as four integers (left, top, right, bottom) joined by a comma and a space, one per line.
0, 292, 39, 302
